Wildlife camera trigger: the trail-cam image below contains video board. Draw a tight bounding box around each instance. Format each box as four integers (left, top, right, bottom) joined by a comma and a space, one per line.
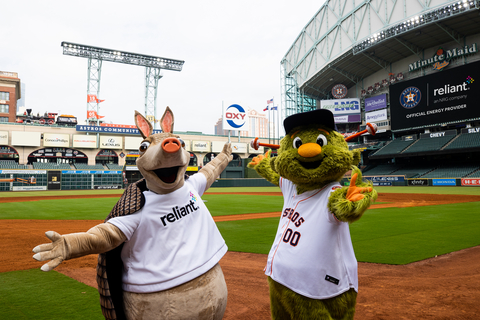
390, 60, 480, 131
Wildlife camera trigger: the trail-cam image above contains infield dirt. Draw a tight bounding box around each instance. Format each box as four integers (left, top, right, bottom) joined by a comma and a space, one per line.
2, 192, 480, 319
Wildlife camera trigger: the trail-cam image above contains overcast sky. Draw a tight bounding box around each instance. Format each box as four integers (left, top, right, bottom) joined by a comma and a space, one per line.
2, 0, 322, 134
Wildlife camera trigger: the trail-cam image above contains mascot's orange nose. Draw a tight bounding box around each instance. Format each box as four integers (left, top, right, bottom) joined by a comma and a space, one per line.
162, 137, 181, 153
298, 143, 322, 158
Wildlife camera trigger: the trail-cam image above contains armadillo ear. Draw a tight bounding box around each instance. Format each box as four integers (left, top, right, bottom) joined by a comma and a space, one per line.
160, 106, 174, 133
134, 110, 153, 139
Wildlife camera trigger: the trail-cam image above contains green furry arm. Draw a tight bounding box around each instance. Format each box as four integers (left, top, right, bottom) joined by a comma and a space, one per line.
328, 167, 378, 223
247, 150, 280, 186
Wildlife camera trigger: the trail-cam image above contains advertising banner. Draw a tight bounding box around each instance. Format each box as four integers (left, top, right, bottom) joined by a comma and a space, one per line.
223, 104, 249, 132
365, 109, 388, 123
11, 131, 41, 147
47, 171, 61, 190
390, 60, 480, 131
124, 136, 143, 150
231, 142, 247, 153
73, 134, 97, 148
334, 114, 361, 123
76, 125, 162, 135
0, 131, 8, 145
365, 94, 387, 112
432, 178, 456, 186
320, 98, 361, 115
461, 178, 480, 186
99, 136, 123, 149
43, 133, 70, 148
408, 179, 428, 186
192, 141, 211, 152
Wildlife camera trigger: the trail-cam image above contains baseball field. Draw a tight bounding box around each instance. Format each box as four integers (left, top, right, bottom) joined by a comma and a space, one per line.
1, 185, 480, 319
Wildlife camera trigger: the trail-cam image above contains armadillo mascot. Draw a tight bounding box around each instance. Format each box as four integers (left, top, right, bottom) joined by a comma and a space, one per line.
33, 107, 233, 320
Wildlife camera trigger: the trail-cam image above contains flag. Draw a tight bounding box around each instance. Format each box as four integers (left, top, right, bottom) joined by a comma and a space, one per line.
263, 106, 269, 111
87, 94, 105, 103
271, 106, 278, 110
267, 98, 273, 104
87, 94, 97, 103
87, 110, 105, 119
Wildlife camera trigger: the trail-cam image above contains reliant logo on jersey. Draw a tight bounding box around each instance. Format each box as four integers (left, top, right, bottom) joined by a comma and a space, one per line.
408, 43, 478, 72
160, 198, 200, 227
399, 86, 421, 109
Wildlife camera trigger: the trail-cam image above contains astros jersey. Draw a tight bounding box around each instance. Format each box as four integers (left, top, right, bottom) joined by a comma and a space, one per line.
265, 178, 358, 299
108, 173, 227, 293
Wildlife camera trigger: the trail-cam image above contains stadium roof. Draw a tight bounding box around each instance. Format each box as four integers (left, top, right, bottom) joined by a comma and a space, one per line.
286, 2, 480, 100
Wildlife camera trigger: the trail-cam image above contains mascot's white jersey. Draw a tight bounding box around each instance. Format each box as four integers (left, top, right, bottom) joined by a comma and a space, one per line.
108, 174, 227, 293
265, 178, 358, 299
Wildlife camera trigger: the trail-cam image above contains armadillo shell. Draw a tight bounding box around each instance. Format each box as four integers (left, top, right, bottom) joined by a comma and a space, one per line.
96, 179, 147, 320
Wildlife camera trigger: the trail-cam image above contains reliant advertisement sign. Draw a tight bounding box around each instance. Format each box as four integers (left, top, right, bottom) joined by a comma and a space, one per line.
99, 136, 123, 149
0, 131, 8, 145
43, 133, 70, 148
72, 134, 97, 149
365, 109, 388, 123
192, 141, 211, 152
223, 104, 249, 132
365, 94, 387, 112
320, 98, 361, 115
390, 60, 480, 131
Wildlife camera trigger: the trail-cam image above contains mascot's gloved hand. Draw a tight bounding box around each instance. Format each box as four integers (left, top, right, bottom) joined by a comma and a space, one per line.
247, 150, 271, 168
346, 173, 373, 201
328, 167, 378, 223
33, 223, 126, 272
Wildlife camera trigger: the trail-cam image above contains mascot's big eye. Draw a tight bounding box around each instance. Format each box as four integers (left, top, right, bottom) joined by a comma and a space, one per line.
316, 134, 328, 147
139, 141, 150, 154
293, 137, 303, 149
179, 138, 186, 148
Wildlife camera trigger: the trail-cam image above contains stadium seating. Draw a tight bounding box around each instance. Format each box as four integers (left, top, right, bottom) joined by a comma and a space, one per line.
443, 132, 480, 150
391, 165, 434, 178
421, 164, 480, 178
74, 163, 106, 170
106, 163, 123, 171
370, 139, 415, 157
0, 160, 29, 169
362, 164, 401, 176
401, 136, 455, 154
32, 162, 71, 170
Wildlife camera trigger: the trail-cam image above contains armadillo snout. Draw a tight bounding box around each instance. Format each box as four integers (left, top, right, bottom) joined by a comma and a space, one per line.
162, 137, 181, 153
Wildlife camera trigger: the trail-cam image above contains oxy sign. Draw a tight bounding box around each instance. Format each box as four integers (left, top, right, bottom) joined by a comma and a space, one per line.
223, 104, 249, 131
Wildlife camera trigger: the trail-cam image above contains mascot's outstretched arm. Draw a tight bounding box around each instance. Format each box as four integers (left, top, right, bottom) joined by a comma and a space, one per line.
32, 223, 126, 271
328, 166, 378, 223
247, 150, 280, 186
199, 143, 233, 191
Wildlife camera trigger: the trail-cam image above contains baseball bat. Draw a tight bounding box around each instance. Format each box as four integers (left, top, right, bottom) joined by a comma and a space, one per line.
249, 122, 378, 150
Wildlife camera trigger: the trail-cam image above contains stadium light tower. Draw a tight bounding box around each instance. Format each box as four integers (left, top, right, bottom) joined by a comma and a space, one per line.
61, 41, 185, 127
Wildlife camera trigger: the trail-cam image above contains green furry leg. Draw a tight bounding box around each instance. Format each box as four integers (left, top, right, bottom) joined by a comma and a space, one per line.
268, 277, 357, 320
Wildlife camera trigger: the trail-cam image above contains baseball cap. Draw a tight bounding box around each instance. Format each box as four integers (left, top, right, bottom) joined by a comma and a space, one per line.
283, 109, 336, 134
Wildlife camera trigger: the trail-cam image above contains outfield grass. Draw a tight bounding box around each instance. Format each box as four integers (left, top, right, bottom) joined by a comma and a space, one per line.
217, 201, 480, 265
0, 195, 282, 219
0, 269, 103, 320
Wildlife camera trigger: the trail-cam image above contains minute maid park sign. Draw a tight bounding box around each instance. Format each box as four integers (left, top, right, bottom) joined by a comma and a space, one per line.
409, 43, 477, 72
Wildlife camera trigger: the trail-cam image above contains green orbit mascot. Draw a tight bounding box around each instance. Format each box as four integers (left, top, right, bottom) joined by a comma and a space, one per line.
248, 109, 377, 320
